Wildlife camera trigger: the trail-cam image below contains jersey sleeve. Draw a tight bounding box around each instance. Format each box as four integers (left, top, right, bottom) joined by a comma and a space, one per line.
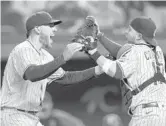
41, 49, 66, 84
116, 48, 138, 79
12, 47, 39, 78
47, 67, 66, 84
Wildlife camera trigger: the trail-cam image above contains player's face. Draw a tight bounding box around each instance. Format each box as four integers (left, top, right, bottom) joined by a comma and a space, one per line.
39, 25, 57, 48
124, 26, 138, 44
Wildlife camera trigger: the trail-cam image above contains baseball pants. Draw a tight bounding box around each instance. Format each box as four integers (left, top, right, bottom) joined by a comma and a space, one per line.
1, 108, 43, 126
129, 105, 166, 126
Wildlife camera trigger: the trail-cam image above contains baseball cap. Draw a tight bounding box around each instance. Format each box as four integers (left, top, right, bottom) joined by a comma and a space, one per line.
130, 17, 157, 46
26, 11, 62, 32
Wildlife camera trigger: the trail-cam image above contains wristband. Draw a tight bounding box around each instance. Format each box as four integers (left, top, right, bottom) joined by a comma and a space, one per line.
88, 48, 97, 55
90, 51, 101, 61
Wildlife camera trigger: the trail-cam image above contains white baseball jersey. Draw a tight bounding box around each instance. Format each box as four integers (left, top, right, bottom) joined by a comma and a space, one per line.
116, 43, 166, 109
1, 40, 65, 112
115, 43, 166, 126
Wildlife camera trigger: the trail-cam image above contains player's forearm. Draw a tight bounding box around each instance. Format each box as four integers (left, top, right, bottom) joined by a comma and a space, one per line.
54, 67, 98, 84
98, 34, 122, 58
24, 55, 66, 82
90, 51, 122, 79
96, 55, 116, 77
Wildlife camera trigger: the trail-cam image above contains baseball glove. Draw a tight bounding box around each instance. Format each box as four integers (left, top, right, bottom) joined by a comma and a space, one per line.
71, 16, 99, 52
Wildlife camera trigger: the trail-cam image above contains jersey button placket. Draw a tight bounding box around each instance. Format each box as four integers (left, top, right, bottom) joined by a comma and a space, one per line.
39, 52, 43, 107
39, 85, 43, 107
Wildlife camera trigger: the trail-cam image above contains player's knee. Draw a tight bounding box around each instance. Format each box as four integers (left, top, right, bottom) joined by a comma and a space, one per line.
102, 114, 123, 126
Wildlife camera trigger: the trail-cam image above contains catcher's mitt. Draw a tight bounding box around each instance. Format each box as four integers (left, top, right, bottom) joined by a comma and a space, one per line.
71, 16, 99, 52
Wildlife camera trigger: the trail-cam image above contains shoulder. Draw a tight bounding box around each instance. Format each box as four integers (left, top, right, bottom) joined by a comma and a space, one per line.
117, 43, 145, 60
10, 41, 33, 57
15, 41, 31, 50
155, 46, 163, 52
12, 41, 33, 54
133, 44, 157, 58
117, 43, 134, 59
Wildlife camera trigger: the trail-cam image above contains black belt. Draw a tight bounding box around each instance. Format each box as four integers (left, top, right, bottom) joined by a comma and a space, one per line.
129, 102, 159, 115
1, 107, 38, 115
142, 102, 159, 108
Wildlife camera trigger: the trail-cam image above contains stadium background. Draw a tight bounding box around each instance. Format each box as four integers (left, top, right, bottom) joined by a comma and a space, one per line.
1, 1, 166, 126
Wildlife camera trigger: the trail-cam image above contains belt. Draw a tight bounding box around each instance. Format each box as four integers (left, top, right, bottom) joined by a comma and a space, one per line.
142, 102, 159, 108
1, 106, 38, 115
129, 102, 163, 115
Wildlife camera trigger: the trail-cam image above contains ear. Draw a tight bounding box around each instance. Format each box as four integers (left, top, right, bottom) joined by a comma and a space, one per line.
34, 26, 41, 34
138, 33, 142, 39
136, 33, 142, 40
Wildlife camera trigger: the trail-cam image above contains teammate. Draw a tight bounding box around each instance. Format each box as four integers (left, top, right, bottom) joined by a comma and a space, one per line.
0, 11, 103, 126
86, 17, 166, 126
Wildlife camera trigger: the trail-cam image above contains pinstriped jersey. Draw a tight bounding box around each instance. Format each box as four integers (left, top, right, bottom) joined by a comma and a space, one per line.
116, 43, 166, 110
1, 41, 65, 111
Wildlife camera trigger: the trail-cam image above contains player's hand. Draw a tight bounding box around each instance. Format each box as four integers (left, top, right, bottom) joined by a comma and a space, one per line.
92, 18, 102, 37
95, 65, 103, 75
94, 19, 104, 40
93, 18, 100, 35
63, 43, 84, 61
82, 36, 97, 55
97, 32, 104, 40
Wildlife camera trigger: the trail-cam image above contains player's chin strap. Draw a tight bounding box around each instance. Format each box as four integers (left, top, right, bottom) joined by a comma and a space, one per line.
131, 43, 166, 95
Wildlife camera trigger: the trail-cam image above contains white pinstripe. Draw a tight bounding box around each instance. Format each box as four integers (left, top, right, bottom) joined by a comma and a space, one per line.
129, 107, 166, 126
1, 41, 65, 125
1, 109, 43, 126
115, 44, 166, 126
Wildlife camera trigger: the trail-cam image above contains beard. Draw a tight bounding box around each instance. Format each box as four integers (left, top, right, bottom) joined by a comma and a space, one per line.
125, 35, 135, 44
39, 33, 52, 49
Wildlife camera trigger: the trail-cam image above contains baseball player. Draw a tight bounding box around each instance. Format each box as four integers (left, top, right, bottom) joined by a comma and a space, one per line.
0, 11, 103, 126
85, 17, 166, 126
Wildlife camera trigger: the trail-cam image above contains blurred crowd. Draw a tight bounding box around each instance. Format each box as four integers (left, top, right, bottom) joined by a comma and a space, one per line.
39, 90, 124, 126
1, 1, 166, 39
2, 1, 166, 58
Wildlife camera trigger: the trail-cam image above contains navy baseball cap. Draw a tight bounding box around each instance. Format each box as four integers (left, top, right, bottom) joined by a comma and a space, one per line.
26, 11, 62, 32
130, 17, 157, 46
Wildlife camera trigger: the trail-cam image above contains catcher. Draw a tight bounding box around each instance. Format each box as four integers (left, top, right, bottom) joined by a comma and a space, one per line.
79, 16, 166, 126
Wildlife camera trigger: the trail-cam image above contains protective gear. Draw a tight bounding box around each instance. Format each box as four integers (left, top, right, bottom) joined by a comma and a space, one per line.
71, 16, 99, 52
116, 44, 133, 113
116, 43, 133, 59
77, 16, 99, 38
83, 36, 97, 52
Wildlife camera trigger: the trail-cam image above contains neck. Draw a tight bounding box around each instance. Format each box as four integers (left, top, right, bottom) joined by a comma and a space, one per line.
27, 35, 42, 51
135, 39, 147, 45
